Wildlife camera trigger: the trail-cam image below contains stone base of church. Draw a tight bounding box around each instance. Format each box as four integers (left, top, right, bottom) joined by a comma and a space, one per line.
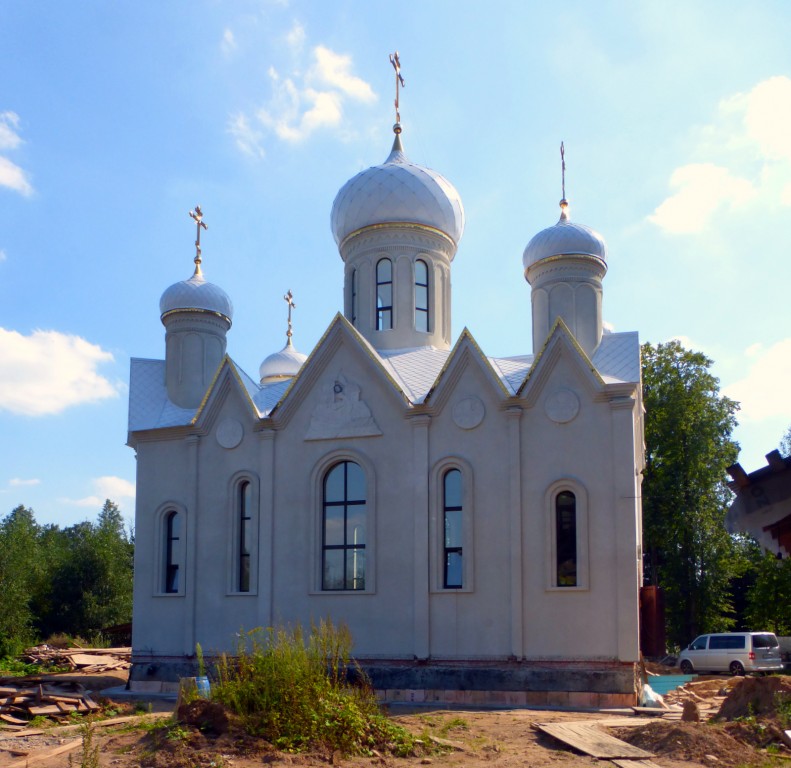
128, 656, 638, 708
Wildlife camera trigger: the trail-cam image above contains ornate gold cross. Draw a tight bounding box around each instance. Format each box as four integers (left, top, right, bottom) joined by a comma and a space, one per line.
560, 142, 566, 202
283, 289, 296, 341
189, 205, 208, 271
389, 51, 405, 124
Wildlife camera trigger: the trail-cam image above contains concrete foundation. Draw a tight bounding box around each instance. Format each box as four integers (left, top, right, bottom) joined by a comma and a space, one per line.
129, 656, 638, 707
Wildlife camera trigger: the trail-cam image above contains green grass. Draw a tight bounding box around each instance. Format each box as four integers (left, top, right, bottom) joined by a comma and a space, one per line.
210, 620, 419, 756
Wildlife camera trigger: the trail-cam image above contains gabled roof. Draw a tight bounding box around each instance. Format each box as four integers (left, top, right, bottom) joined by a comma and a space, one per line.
128, 320, 640, 435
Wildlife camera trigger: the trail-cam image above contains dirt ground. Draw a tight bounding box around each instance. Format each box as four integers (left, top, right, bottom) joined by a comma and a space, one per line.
1, 670, 790, 768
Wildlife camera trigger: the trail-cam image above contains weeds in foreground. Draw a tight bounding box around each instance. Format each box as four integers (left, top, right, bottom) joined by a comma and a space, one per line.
211, 620, 418, 756
68, 723, 99, 768
775, 691, 791, 728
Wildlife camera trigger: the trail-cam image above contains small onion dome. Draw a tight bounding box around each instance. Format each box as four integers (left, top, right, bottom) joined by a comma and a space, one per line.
259, 340, 307, 384
160, 270, 234, 322
523, 201, 607, 272
331, 132, 465, 247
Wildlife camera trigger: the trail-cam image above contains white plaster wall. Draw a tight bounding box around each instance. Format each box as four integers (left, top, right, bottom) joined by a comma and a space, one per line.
132, 336, 641, 665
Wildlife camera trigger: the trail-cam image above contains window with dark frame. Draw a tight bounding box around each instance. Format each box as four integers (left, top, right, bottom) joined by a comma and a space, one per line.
376, 258, 393, 330
322, 461, 366, 590
238, 481, 252, 592
415, 259, 429, 332
165, 510, 180, 593
443, 468, 463, 588
555, 491, 577, 587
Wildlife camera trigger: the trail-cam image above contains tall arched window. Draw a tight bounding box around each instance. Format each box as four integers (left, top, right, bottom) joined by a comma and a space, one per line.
164, 510, 180, 594
415, 259, 429, 332
376, 258, 393, 330
323, 461, 366, 590
443, 469, 463, 588
238, 481, 252, 592
555, 491, 577, 587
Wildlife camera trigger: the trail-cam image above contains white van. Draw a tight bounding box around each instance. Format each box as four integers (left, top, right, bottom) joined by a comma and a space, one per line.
678, 632, 783, 675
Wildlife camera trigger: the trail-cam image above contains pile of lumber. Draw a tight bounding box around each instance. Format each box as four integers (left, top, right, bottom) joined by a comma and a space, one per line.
0, 680, 100, 726
22, 645, 131, 673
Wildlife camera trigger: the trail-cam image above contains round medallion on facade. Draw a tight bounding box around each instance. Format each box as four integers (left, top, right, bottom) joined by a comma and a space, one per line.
453, 396, 485, 430
545, 388, 580, 424
216, 418, 244, 449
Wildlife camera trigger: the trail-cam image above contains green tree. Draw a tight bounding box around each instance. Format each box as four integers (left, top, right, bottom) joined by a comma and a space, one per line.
0, 505, 41, 655
41, 501, 134, 640
641, 341, 741, 648
745, 549, 791, 634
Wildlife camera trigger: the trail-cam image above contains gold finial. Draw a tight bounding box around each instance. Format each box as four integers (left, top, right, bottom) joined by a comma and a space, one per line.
559, 142, 569, 220
389, 51, 405, 133
283, 289, 296, 344
189, 205, 208, 275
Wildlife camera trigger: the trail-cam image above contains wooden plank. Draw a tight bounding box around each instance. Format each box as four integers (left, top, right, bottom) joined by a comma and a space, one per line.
537, 723, 654, 759
0, 728, 45, 738
9, 737, 82, 767
612, 760, 664, 768
0, 714, 28, 725
27, 704, 61, 716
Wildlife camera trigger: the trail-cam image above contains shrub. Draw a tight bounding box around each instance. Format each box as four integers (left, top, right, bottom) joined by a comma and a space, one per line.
210, 620, 416, 755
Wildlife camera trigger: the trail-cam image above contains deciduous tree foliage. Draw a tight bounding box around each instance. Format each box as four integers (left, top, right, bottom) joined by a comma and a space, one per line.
0, 500, 133, 654
641, 341, 740, 648
745, 548, 791, 634
780, 425, 791, 457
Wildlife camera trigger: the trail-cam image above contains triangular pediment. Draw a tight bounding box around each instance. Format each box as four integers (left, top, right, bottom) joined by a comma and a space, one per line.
191, 356, 261, 432
425, 328, 511, 413
517, 319, 606, 406
270, 313, 411, 431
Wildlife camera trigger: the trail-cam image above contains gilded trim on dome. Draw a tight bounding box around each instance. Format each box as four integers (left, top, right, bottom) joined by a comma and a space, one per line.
339, 221, 457, 250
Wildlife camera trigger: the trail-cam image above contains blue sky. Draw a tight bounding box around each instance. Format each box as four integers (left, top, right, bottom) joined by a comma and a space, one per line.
1, 0, 790, 528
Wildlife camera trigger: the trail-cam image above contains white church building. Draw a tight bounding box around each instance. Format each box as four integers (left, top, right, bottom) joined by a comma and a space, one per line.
127, 116, 645, 706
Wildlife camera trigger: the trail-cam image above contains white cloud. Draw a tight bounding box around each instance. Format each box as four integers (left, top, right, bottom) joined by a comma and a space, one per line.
648, 163, 756, 234
0, 328, 119, 416
0, 249, 6, 262
10, 477, 40, 487
0, 112, 22, 150
0, 112, 33, 196
741, 76, 791, 162
285, 21, 305, 51
232, 41, 376, 151
0, 155, 33, 196
221, 28, 237, 55
63, 475, 135, 508
723, 338, 791, 421
310, 46, 375, 103
228, 112, 265, 158
650, 76, 791, 234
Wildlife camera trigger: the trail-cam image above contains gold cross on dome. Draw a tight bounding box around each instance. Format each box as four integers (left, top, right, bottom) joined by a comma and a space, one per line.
189, 205, 208, 271
389, 51, 405, 124
283, 289, 296, 341
560, 142, 566, 202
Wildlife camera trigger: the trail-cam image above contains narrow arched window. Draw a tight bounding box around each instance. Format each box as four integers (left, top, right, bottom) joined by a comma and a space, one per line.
415, 259, 429, 332
443, 469, 463, 588
165, 511, 180, 593
350, 268, 358, 326
556, 491, 577, 587
238, 481, 252, 592
376, 258, 393, 330
323, 461, 366, 590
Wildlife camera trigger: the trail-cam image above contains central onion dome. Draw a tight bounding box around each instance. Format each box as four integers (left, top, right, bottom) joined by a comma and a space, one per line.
160, 268, 234, 323
523, 201, 607, 274
331, 131, 465, 248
